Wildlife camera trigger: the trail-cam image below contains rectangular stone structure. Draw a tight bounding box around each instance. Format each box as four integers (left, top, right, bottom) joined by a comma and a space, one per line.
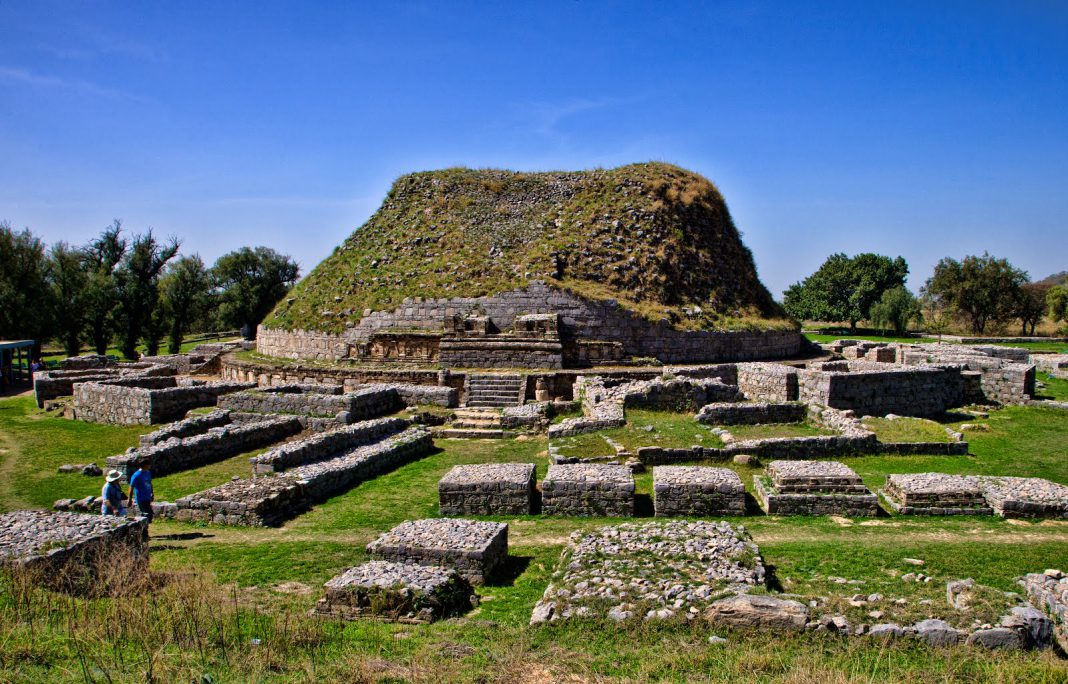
0, 511, 148, 593
696, 401, 807, 426
755, 460, 879, 517
541, 464, 635, 517
366, 518, 508, 584
881, 473, 991, 515
73, 379, 256, 424
980, 477, 1068, 519
653, 466, 745, 517
312, 560, 475, 622
438, 463, 537, 516
218, 385, 401, 420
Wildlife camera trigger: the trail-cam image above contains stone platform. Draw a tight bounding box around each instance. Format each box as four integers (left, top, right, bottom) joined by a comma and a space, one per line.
881, 473, 992, 515
438, 463, 537, 516
312, 560, 475, 622
980, 477, 1068, 519
652, 466, 745, 517
366, 518, 508, 584
0, 511, 148, 592
541, 464, 635, 517
754, 460, 879, 517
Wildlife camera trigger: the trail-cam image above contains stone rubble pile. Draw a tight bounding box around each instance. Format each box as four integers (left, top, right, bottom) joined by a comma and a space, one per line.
1022, 570, 1068, 652
366, 518, 508, 584
438, 463, 537, 516
530, 521, 778, 624
312, 560, 476, 622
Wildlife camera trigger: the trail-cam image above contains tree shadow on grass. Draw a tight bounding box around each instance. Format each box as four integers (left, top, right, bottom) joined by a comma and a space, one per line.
152, 531, 213, 541
486, 555, 532, 587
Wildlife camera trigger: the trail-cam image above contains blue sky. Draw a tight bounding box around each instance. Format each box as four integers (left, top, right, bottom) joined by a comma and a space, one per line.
1, 1, 1065, 298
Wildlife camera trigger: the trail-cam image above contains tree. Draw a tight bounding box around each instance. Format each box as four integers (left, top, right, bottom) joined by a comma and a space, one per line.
0, 222, 52, 354
114, 230, 179, 359
211, 247, 299, 339
869, 286, 921, 337
45, 242, 90, 356
1049, 285, 1068, 328
783, 253, 908, 330
84, 222, 127, 355
922, 253, 1028, 334
160, 255, 211, 354
1015, 283, 1050, 336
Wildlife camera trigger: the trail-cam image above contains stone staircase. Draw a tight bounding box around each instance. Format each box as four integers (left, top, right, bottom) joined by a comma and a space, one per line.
465, 374, 525, 408
436, 408, 509, 439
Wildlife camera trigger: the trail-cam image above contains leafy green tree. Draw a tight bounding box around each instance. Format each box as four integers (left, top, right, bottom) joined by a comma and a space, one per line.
114, 231, 180, 359
922, 253, 1028, 334
161, 255, 211, 354
211, 247, 299, 339
1015, 283, 1049, 336
0, 222, 52, 355
45, 242, 90, 356
869, 286, 921, 336
1048, 285, 1068, 328
84, 222, 127, 354
783, 253, 908, 330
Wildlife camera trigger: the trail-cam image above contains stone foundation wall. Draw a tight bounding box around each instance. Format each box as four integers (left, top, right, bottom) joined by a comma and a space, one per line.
366, 519, 508, 585
736, 362, 799, 401
696, 401, 806, 425
73, 381, 255, 425
250, 416, 410, 473
218, 385, 401, 419
652, 466, 745, 517
106, 415, 303, 478
798, 365, 963, 417
438, 463, 537, 516
258, 282, 802, 365
1022, 572, 1068, 652
438, 338, 563, 369
139, 409, 233, 446
1034, 354, 1068, 379
34, 364, 174, 407
541, 464, 635, 516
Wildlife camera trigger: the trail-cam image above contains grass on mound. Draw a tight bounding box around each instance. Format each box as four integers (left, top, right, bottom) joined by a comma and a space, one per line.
2, 396, 1068, 681
861, 417, 954, 443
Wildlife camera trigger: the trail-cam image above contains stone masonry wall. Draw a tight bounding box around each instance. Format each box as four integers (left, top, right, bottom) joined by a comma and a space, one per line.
218, 386, 401, 419
258, 282, 801, 364
736, 362, 799, 402
73, 381, 256, 425
797, 365, 963, 417
250, 416, 410, 473
696, 401, 807, 425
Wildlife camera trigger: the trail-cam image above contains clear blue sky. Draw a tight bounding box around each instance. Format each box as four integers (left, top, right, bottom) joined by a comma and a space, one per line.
2, 1, 1065, 298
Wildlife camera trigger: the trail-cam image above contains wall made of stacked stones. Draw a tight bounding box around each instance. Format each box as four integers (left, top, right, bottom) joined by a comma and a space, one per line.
797, 366, 963, 417
140, 409, 233, 446
295, 428, 432, 502
754, 477, 879, 516
1022, 572, 1068, 652
1034, 354, 1068, 379
73, 380, 254, 425
696, 401, 806, 425
652, 467, 745, 517
724, 434, 878, 460
366, 519, 508, 585
619, 376, 741, 412
438, 464, 537, 516
736, 362, 799, 401
258, 283, 802, 364
251, 416, 410, 473
438, 339, 563, 369
107, 415, 302, 478
541, 465, 635, 516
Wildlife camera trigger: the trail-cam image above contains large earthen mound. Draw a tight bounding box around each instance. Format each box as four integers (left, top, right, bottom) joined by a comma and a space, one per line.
266, 162, 785, 334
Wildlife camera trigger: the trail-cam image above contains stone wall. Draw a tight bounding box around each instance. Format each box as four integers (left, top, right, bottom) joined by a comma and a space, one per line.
258, 282, 802, 365
106, 414, 303, 478
366, 519, 508, 585
541, 464, 635, 516
250, 416, 410, 473
1034, 354, 1068, 379
139, 409, 233, 446
652, 466, 745, 517
1022, 571, 1068, 652
696, 401, 807, 425
218, 385, 401, 419
797, 364, 963, 417
73, 380, 256, 425
33, 363, 174, 407
438, 463, 537, 516
736, 362, 799, 401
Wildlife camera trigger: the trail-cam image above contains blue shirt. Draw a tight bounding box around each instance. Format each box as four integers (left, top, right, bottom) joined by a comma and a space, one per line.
128, 469, 153, 502
101, 481, 124, 513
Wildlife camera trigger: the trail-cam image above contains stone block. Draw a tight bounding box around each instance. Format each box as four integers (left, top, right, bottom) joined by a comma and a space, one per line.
438, 463, 537, 516
652, 466, 745, 517
366, 518, 508, 584
541, 464, 635, 517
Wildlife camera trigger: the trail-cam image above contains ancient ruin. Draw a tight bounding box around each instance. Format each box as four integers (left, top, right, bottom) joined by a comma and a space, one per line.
312, 561, 476, 623
438, 463, 538, 516
754, 461, 879, 517
366, 518, 509, 584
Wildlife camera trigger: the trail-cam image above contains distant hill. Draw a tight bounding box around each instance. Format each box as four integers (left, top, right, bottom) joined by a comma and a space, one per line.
265, 162, 787, 334
1034, 271, 1068, 288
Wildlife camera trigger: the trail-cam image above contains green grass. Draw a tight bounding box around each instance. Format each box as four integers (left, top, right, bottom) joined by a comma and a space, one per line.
725, 422, 835, 440
40, 333, 241, 365
861, 417, 954, 443
1036, 372, 1068, 402
805, 333, 935, 345
2, 396, 1068, 681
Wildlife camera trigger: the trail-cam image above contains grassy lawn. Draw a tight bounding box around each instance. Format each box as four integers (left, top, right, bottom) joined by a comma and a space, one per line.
804, 333, 1068, 354
39, 333, 241, 366
861, 416, 954, 443
1036, 371, 1068, 402
725, 422, 836, 440
2, 395, 1068, 681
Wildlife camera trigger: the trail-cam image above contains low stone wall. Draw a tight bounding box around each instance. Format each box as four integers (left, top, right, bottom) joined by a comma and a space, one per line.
139, 409, 233, 446
619, 376, 741, 412
73, 380, 256, 425
724, 433, 877, 460
1034, 354, 1068, 379
34, 364, 174, 407
170, 427, 432, 525
438, 337, 563, 369
0, 511, 149, 593
547, 376, 627, 438
881, 474, 991, 515
1022, 571, 1068, 652
754, 461, 878, 517
58, 354, 113, 370
366, 518, 508, 585
696, 401, 806, 425
312, 561, 475, 622
736, 362, 799, 402
541, 464, 635, 517
218, 385, 401, 419
980, 477, 1068, 519
653, 466, 745, 517
900, 346, 1034, 405
797, 364, 963, 417
250, 416, 410, 473
106, 415, 303, 478
439, 463, 537, 516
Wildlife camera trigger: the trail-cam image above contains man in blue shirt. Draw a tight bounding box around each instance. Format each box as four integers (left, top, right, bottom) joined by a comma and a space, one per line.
127, 463, 154, 523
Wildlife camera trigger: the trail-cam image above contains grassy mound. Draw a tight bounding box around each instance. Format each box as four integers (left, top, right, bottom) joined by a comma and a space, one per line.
266, 162, 789, 333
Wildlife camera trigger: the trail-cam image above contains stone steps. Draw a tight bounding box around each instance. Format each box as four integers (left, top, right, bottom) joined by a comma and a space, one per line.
451, 408, 505, 429
465, 373, 525, 408
435, 427, 511, 439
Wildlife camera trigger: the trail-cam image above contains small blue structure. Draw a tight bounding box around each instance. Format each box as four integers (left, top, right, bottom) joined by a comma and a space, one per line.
0, 339, 36, 389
